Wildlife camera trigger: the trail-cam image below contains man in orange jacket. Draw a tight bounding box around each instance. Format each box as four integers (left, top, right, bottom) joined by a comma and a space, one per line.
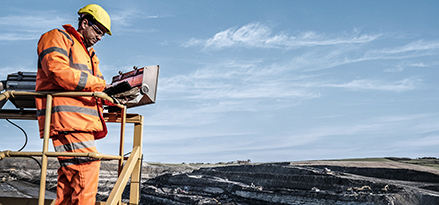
36, 4, 112, 205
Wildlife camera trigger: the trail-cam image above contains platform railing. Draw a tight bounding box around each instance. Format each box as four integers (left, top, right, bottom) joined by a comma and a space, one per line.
0, 90, 144, 205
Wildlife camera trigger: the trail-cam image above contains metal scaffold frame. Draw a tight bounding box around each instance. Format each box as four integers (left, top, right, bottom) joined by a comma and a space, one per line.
0, 90, 144, 205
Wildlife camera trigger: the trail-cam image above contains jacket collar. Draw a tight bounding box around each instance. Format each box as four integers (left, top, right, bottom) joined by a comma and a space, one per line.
62, 24, 94, 54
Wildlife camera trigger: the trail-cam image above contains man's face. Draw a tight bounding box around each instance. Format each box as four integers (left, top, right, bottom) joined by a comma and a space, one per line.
83, 19, 107, 47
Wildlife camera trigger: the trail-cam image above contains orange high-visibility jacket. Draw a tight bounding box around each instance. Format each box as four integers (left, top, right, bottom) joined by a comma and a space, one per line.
36, 24, 107, 139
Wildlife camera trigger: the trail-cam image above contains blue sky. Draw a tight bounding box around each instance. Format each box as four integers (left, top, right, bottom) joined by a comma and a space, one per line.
1, 1, 439, 163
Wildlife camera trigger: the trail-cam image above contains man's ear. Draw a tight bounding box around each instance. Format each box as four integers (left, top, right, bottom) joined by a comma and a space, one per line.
80, 18, 89, 30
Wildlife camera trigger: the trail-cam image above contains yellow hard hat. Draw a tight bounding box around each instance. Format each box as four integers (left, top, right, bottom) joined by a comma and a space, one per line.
78, 4, 112, 35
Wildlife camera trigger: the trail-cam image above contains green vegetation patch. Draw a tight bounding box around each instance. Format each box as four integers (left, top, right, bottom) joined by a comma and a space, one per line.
385, 157, 439, 169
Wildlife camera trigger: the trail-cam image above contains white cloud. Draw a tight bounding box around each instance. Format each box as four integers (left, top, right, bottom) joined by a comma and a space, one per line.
110, 7, 169, 34
363, 40, 439, 61
159, 60, 320, 103
384, 61, 435, 73
0, 33, 37, 41
140, 110, 439, 162
243, 112, 439, 152
374, 40, 439, 55
0, 66, 34, 74
269, 37, 439, 72
396, 135, 439, 147
111, 9, 142, 27
0, 8, 162, 41
324, 78, 421, 92
411, 62, 429, 67
0, 15, 65, 29
184, 22, 381, 50
0, 13, 69, 41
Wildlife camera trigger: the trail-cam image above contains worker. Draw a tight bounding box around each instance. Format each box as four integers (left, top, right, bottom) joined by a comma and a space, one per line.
35, 4, 112, 205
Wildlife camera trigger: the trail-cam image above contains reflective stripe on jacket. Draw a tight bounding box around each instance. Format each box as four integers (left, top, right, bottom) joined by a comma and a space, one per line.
36, 24, 107, 139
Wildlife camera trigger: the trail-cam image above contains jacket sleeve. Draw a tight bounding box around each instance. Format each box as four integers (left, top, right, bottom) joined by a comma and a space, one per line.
37, 29, 106, 92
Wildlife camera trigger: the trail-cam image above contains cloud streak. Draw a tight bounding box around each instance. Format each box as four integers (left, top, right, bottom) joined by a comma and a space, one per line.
184, 22, 381, 50
142, 111, 439, 163
323, 78, 421, 92
0, 12, 68, 41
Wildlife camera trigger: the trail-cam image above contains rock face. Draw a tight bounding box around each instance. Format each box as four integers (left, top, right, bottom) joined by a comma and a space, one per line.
1, 158, 439, 204
138, 163, 439, 205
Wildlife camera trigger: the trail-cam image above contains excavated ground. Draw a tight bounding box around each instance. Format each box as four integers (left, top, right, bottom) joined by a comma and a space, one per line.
1, 158, 439, 204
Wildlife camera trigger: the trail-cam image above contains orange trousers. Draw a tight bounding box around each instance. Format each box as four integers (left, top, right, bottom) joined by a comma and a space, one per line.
52, 132, 100, 205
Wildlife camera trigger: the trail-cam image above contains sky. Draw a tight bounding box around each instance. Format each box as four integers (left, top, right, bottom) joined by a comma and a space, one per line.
1, 1, 439, 163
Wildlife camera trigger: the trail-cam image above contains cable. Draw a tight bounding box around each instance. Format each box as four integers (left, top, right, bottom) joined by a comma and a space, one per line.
5, 119, 41, 169
6, 119, 28, 152
27, 156, 42, 170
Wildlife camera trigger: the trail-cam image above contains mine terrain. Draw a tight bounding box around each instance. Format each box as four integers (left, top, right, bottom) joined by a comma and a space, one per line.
1, 157, 439, 204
